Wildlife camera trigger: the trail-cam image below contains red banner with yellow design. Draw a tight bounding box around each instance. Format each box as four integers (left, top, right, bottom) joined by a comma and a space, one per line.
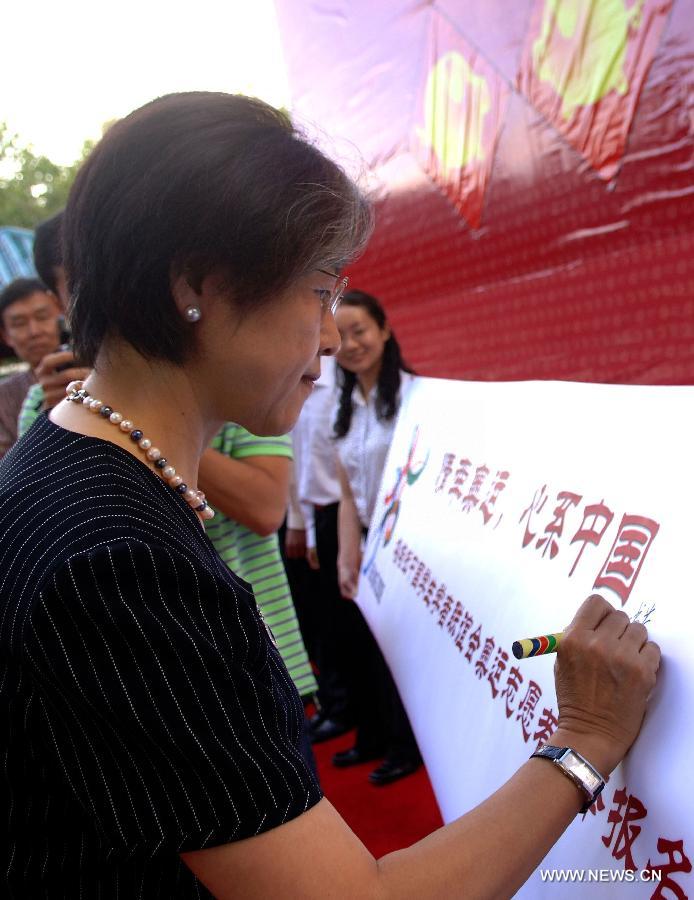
518, 0, 674, 180
412, 10, 510, 229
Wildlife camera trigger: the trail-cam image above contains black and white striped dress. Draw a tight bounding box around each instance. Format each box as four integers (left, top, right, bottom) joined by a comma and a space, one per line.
0, 415, 322, 898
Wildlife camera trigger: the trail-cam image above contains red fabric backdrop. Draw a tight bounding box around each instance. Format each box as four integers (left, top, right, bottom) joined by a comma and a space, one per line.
276, 0, 694, 383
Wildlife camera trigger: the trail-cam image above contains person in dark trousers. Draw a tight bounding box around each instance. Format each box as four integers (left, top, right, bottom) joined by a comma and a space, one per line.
333, 291, 421, 785
288, 355, 355, 742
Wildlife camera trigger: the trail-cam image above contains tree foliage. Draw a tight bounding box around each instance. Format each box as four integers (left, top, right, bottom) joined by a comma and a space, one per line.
0, 123, 94, 228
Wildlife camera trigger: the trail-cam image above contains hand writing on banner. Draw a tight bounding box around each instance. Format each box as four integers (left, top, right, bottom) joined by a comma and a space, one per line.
393, 539, 661, 760
389, 535, 674, 893
552, 595, 660, 776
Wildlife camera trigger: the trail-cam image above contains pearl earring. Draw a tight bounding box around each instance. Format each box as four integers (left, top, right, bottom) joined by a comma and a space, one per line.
184, 305, 202, 323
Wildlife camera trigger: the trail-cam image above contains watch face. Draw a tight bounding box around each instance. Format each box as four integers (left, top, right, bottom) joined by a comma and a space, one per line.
563, 751, 602, 794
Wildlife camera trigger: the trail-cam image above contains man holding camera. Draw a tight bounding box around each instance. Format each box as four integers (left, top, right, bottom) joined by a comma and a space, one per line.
13, 212, 90, 441
0, 278, 63, 459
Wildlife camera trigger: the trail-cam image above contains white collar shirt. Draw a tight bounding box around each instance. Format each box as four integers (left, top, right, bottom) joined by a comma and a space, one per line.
291, 356, 341, 512
336, 372, 414, 530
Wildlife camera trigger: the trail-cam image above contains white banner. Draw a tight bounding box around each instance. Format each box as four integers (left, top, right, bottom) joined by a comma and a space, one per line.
356, 377, 693, 898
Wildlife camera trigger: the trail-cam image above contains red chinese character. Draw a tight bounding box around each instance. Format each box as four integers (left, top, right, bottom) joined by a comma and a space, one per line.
418, 569, 432, 597
403, 548, 413, 572
394, 542, 405, 571
602, 787, 647, 871
411, 560, 425, 590
454, 612, 475, 652
516, 680, 542, 741
532, 707, 559, 751
437, 592, 453, 627
645, 837, 692, 899
487, 648, 509, 698
434, 452, 455, 493
462, 465, 489, 513
423, 578, 437, 607
446, 600, 464, 637
429, 581, 445, 615
568, 500, 614, 576
536, 491, 582, 559
594, 515, 660, 606
519, 485, 548, 548
455, 612, 474, 653
502, 665, 524, 718
584, 791, 607, 818
480, 470, 510, 525
464, 625, 482, 662
475, 636, 495, 678
448, 457, 472, 502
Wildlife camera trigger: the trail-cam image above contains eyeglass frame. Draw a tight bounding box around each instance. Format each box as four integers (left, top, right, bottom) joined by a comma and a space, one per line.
317, 269, 349, 315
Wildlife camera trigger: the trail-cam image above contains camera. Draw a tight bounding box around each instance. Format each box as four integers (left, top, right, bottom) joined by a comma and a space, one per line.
55, 316, 76, 373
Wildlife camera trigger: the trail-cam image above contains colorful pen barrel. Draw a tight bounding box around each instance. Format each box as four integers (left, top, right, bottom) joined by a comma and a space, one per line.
512, 632, 563, 659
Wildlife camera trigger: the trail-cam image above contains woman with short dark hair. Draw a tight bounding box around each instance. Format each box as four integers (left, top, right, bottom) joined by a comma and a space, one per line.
0, 92, 660, 899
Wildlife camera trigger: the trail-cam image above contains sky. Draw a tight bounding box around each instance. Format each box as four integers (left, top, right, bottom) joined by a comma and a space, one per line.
3, 0, 291, 165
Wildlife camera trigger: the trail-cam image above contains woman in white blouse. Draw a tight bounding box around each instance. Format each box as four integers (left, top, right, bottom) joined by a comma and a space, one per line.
333, 291, 421, 785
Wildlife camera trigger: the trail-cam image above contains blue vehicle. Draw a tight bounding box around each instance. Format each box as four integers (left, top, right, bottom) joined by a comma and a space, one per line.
0, 226, 36, 289
0, 226, 36, 368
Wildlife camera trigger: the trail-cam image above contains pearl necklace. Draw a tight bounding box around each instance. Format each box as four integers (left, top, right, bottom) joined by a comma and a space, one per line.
65, 380, 215, 521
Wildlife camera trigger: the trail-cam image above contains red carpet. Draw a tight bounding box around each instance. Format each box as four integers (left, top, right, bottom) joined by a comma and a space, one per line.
311, 726, 444, 857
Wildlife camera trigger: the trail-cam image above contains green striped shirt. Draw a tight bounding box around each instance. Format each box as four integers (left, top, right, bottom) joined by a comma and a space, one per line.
205, 423, 317, 699
19, 400, 316, 698
17, 382, 44, 438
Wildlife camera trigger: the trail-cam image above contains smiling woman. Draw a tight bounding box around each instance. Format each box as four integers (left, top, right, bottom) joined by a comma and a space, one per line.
0, 91, 662, 900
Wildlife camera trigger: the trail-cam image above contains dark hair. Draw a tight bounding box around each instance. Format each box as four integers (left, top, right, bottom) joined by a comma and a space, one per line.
64, 92, 373, 366
33, 211, 64, 294
333, 291, 415, 439
0, 277, 51, 324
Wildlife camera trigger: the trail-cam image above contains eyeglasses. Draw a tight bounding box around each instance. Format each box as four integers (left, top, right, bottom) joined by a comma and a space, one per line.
317, 269, 349, 315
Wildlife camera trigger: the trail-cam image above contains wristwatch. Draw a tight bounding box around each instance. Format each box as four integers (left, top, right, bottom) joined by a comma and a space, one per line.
531, 744, 606, 814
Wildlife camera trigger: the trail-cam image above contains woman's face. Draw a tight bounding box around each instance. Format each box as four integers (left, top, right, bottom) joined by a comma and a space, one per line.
192, 270, 341, 436
335, 304, 390, 382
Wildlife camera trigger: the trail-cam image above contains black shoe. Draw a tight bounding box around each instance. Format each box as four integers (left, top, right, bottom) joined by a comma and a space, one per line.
307, 711, 325, 731
310, 717, 352, 744
368, 758, 422, 786
332, 746, 384, 768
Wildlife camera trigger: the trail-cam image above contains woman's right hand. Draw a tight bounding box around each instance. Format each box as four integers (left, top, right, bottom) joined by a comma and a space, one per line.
551, 594, 661, 776
338, 558, 360, 599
